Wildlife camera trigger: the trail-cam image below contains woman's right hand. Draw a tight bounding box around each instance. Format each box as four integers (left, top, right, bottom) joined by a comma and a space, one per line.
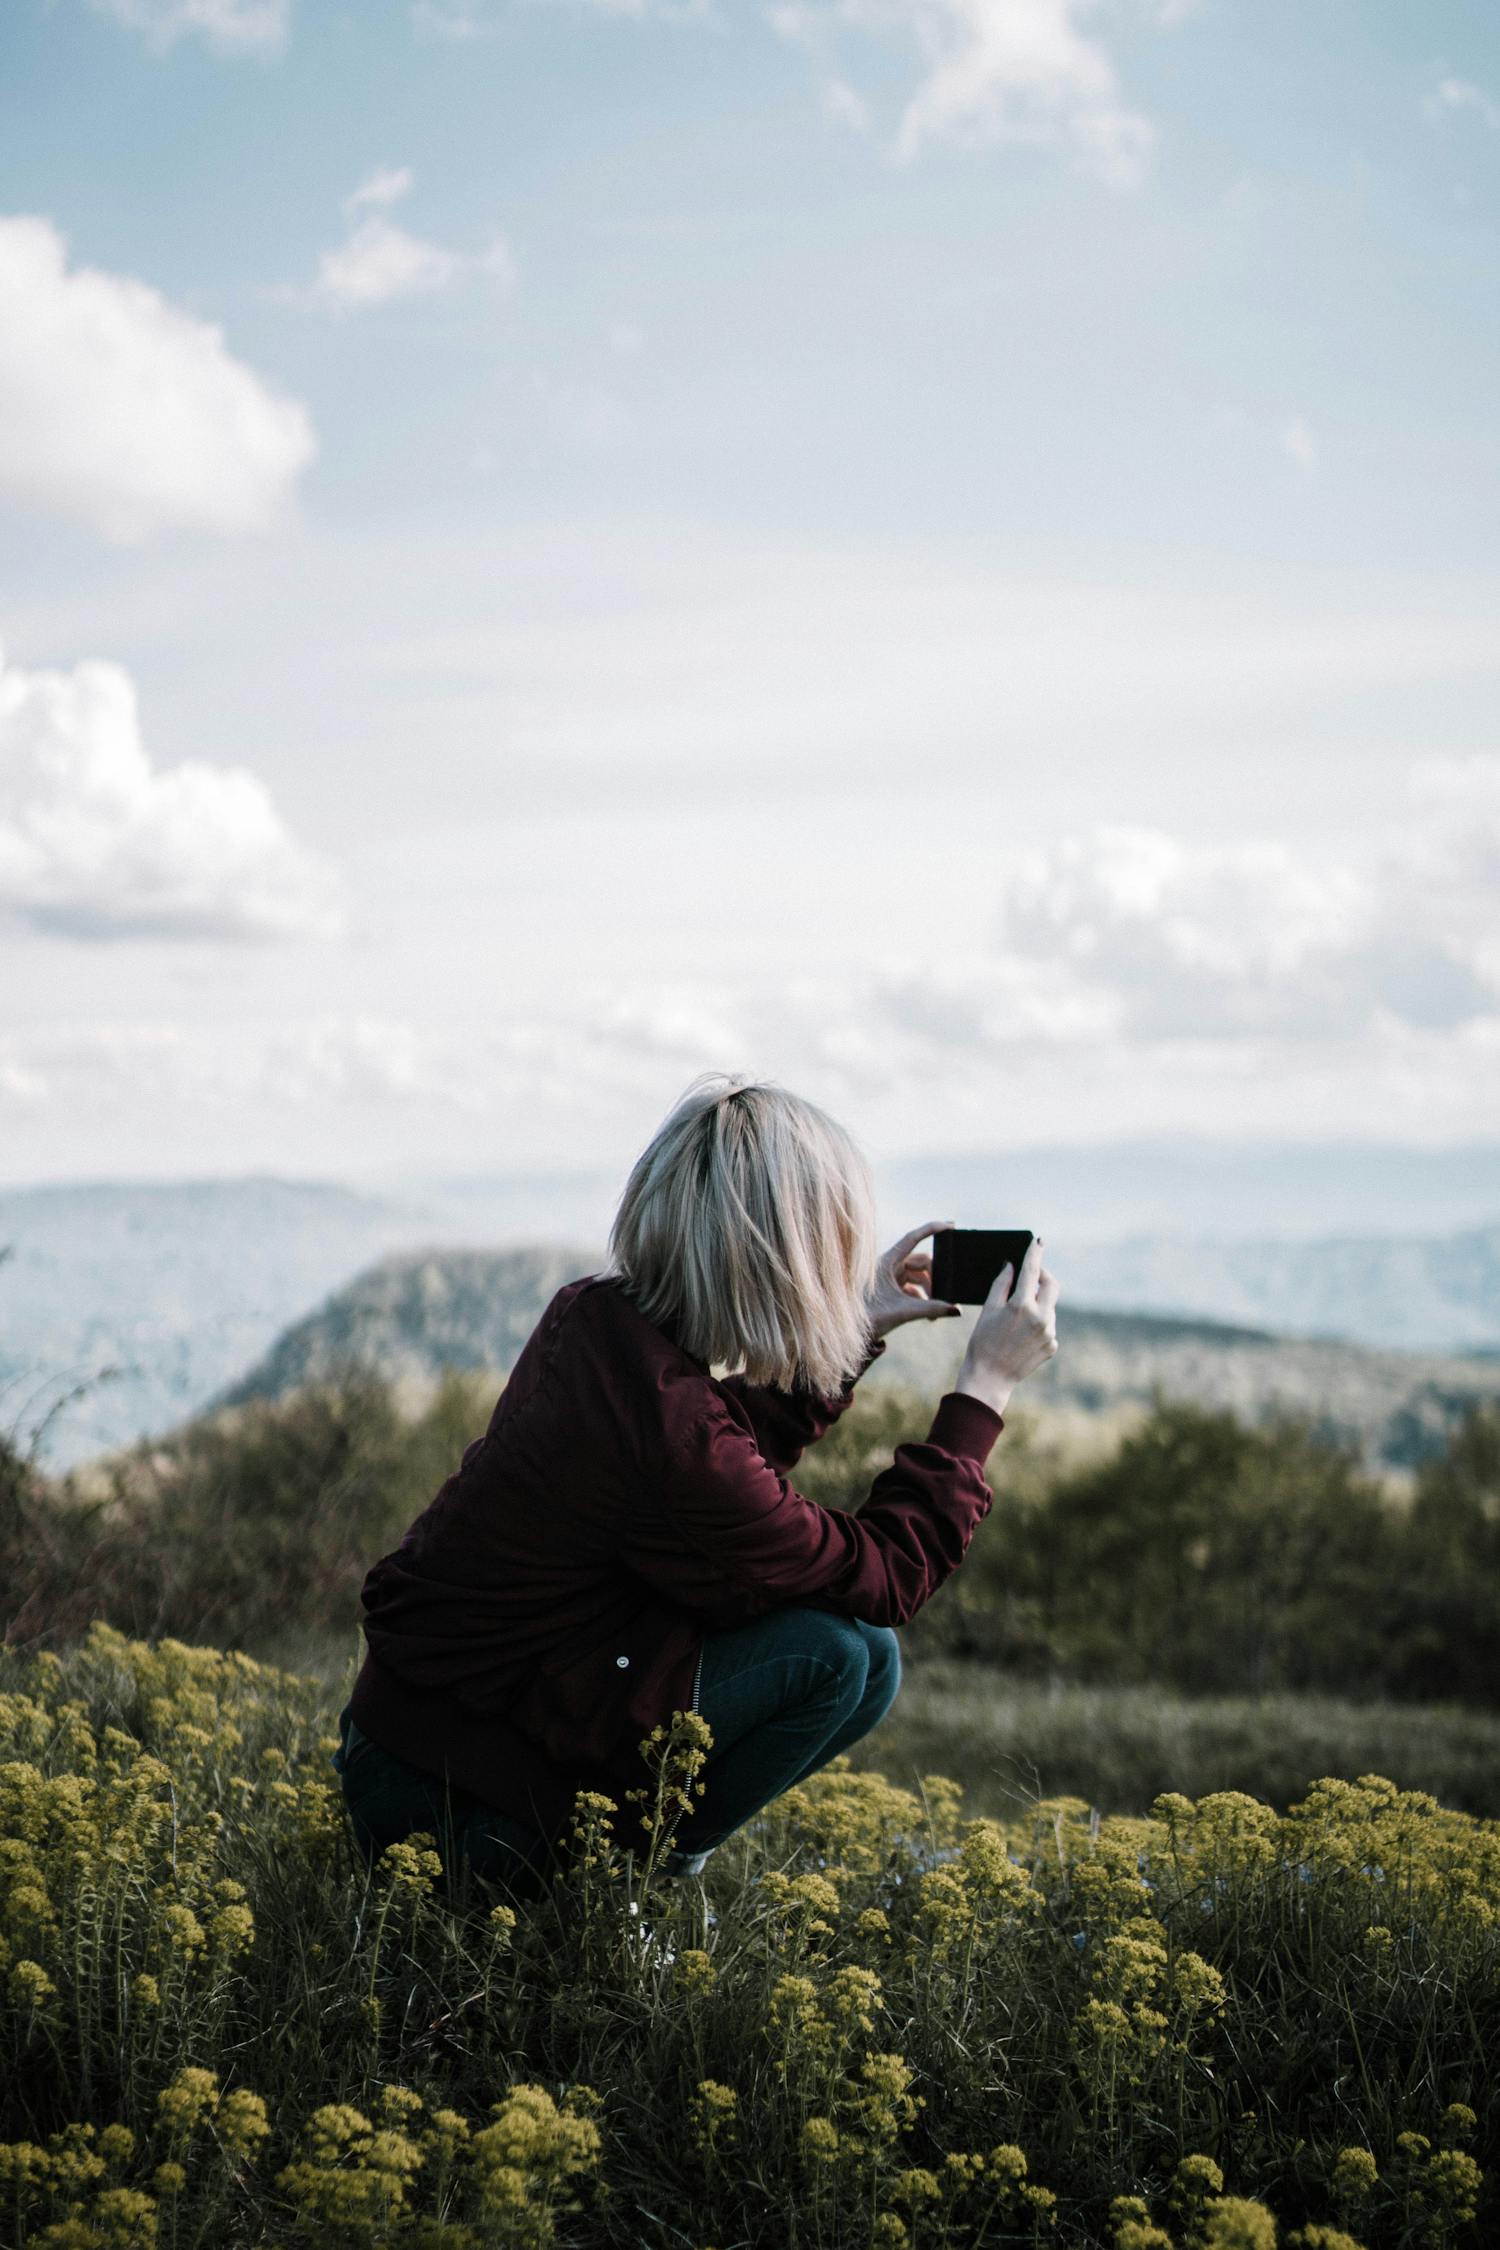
953, 1235, 1060, 1419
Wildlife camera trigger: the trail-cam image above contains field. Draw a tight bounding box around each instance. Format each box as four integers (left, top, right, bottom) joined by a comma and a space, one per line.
843, 1662, 1500, 1823
1, 1626, 1494, 2249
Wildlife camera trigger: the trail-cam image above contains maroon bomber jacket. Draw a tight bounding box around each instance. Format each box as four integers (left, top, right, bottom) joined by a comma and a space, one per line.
348, 1270, 1005, 1841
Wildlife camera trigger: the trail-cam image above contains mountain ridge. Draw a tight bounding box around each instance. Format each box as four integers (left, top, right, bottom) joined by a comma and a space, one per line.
5, 1160, 1500, 1468
218, 1243, 1500, 1477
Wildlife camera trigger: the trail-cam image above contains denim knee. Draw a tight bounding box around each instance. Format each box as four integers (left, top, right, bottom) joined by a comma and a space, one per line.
795, 1610, 878, 1704
857, 1623, 902, 1721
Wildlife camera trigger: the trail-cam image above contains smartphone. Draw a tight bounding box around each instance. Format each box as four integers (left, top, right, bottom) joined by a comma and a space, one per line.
930, 1227, 1036, 1308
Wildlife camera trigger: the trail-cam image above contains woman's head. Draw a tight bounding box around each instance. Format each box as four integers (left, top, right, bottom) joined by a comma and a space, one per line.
603, 1071, 879, 1396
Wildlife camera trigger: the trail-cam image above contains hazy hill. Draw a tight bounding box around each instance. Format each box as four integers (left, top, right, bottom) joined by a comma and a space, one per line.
1048, 1220, 1500, 1355
5, 1145, 1498, 1469
221, 1245, 1500, 1475
0, 1178, 440, 1468
219, 1242, 603, 1409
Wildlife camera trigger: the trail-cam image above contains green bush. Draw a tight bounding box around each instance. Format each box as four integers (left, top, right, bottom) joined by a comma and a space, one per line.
8, 1360, 1500, 1722
1, 1368, 495, 1655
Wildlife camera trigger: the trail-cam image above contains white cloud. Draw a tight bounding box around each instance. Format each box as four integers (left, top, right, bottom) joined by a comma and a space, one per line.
415, 0, 1168, 182
86, 0, 290, 56
410, 0, 500, 38
1280, 415, 1317, 472
1424, 76, 1500, 132
343, 166, 416, 219
0, 215, 315, 543
311, 171, 514, 308
824, 77, 872, 129
968, 767, 1500, 1043
772, 0, 1160, 184
5, 753, 1500, 1163
0, 641, 345, 941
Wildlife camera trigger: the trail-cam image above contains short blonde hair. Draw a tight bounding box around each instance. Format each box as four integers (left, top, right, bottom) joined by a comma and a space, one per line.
602, 1071, 879, 1396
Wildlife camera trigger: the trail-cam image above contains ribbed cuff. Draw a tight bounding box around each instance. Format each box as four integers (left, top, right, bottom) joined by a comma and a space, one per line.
854, 1335, 888, 1381
927, 1388, 1005, 1464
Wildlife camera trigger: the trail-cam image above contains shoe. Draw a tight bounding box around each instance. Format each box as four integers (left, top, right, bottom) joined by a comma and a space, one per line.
660, 1847, 714, 1880
625, 1901, 677, 1965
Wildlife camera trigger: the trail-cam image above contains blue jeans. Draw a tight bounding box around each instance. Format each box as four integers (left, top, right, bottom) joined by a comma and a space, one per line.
332, 1607, 901, 1892
676, 1607, 901, 1854
332, 1716, 556, 1898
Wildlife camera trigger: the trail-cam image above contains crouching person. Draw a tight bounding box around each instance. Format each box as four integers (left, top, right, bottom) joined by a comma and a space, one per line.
334, 1071, 1059, 1900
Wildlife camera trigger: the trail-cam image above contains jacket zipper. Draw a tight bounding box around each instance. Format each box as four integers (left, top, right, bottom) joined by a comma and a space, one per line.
690, 1640, 704, 1717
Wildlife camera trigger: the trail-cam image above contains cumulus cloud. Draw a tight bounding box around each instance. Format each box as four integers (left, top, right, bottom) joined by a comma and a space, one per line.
0, 215, 315, 543
967, 766, 1500, 1044
312, 169, 514, 308
771, 0, 1160, 183
86, 0, 290, 56
1424, 76, 1500, 132
0, 641, 345, 941
416, 0, 1168, 182
7, 761, 1500, 1166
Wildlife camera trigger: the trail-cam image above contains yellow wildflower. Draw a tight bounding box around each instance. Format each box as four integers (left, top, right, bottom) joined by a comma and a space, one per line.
218, 2089, 272, 2158
157, 2067, 221, 2137
1330, 2146, 1377, 2201
7, 1958, 55, 2008
92, 2186, 159, 2248
1200, 2196, 1278, 2250
802, 2116, 841, 2163
674, 1948, 717, 1995
690, 2082, 738, 2155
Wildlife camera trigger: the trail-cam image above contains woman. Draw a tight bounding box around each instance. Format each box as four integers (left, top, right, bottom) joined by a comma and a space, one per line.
334, 1071, 1060, 1897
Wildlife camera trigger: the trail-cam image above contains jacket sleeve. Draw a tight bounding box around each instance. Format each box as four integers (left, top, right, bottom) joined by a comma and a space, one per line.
711, 1335, 888, 1473
619, 1385, 1004, 1630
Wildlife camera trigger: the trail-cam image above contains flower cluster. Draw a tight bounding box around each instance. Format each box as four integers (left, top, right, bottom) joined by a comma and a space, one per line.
1, 1629, 1494, 2247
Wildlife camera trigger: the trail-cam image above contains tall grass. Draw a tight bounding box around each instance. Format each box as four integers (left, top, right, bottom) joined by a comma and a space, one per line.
0, 1627, 1493, 2248
845, 1661, 1500, 1821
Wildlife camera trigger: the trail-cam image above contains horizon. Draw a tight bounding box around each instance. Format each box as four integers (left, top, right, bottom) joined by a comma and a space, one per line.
6, 1132, 1500, 1238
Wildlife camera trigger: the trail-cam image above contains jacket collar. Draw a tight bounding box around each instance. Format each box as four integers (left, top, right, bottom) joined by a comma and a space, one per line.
597, 1272, 709, 1371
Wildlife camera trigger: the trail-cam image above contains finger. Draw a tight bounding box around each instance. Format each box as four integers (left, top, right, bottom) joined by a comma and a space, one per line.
1036, 1266, 1060, 1311
988, 1260, 1015, 1303
1014, 1235, 1044, 1303
895, 1218, 956, 1259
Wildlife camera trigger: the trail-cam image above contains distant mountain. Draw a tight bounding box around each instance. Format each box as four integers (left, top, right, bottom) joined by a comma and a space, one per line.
220, 1245, 1500, 1475
0, 1178, 443, 1468
1047, 1221, 1500, 1356
5, 1144, 1499, 1470
220, 1243, 603, 1408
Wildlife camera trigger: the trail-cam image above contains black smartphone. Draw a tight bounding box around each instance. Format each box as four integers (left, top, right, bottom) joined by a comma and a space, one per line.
930, 1226, 1036, 1307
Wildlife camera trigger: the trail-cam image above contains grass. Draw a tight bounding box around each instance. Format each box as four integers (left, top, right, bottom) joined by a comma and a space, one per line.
257, 1631, 1500, 1825
845, 1661, 1500, 1823
0, 1626, 1494, 2249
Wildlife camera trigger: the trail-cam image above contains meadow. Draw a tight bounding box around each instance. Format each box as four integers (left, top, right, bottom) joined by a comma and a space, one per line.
2, 1377, 1498, 2244
0, 1625, 1494, 2249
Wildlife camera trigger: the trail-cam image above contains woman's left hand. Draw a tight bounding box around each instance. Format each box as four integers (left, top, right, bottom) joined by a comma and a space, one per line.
866, 1220, 965, 1340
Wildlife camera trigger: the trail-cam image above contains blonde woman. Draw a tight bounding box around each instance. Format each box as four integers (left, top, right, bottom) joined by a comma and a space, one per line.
334, 1072, 1060, 1895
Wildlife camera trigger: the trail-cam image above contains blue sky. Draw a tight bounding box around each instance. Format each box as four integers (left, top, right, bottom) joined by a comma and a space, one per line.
1, 0, 1498, 1186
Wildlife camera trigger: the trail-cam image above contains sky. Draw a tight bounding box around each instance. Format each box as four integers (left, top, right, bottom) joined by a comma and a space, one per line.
0, 0, 1498, 1189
